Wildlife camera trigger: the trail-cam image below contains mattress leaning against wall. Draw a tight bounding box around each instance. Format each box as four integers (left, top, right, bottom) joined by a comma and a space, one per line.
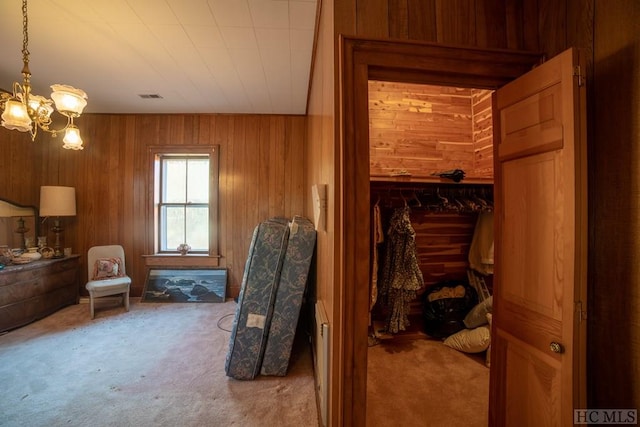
261, 216, 317, 376
225, 217, 290, 380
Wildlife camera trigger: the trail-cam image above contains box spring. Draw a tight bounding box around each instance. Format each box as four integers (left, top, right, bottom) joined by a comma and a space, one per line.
225, 217, 289, 380
261, 216, 317, 376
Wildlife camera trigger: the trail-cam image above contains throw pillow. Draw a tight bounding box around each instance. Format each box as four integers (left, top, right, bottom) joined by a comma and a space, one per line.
463, 296, 493, 329
92, 257, 124, 280
443, 325, 490, 353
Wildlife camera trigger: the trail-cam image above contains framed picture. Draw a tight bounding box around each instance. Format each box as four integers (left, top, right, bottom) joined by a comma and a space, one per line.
142, 267, 227, 303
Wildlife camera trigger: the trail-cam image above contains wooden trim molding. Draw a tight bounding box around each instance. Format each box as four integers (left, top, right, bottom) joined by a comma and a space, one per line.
337, 36, 541, 426
142, 254, 220, 268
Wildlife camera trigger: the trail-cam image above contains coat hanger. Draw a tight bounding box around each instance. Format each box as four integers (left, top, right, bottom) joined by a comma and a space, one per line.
410, 191, 422, 207
436, 187, 448, 204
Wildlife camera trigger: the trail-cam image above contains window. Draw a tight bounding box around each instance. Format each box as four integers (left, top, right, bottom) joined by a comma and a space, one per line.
152, 147, 219, 255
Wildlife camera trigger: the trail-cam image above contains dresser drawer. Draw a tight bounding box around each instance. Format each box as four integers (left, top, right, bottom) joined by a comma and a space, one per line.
0, 295, 44, 332
0, 286, 77, 332
41, 269, 78, 293
0, 268, 41, 287
0, 256, 80, 332
0, 277, 43, 305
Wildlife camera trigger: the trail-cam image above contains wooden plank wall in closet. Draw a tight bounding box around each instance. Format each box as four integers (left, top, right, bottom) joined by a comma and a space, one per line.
368, 81, 493, 181
471, 89, 494, 178
369, 80, 494, 320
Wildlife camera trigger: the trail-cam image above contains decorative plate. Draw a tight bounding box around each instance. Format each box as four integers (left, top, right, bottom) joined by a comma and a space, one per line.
11, 257, 34, 264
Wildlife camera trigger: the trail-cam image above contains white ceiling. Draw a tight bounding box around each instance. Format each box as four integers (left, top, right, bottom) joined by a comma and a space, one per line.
0, 0, 318, 115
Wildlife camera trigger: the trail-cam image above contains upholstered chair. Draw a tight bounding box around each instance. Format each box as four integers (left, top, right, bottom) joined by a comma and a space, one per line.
85, 245, 131, 319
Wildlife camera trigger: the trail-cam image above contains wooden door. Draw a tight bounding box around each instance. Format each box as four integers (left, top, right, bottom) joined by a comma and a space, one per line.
489, 47, 588, 426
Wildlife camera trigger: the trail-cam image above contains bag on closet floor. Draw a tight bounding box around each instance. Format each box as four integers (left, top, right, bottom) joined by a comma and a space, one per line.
421, 280, 478, 339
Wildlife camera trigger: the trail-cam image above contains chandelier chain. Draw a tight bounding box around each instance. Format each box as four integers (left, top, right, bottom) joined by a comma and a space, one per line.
0, 0, 87, 149
21, 0, 30, 69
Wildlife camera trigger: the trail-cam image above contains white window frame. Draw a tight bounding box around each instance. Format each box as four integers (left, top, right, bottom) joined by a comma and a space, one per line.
149, 146, 220, 256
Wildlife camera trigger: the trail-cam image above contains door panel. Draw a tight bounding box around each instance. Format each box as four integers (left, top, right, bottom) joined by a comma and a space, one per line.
499, 83, 564, 161
502, 152, 563, 321
501, 330, 561, 426
490, 47, 587, 427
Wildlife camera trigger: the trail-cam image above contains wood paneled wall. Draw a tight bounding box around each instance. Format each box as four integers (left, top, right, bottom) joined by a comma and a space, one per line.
320, 0, 596, 426
590, 0, 640, 409
305, 0, 339, 424
350, 0, 593, 64
0, 114, 306, 299
355, 0, 540, 51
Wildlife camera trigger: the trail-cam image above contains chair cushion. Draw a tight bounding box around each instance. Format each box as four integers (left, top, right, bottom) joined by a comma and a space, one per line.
92, 257, 125, 280
86, 276, 131, 292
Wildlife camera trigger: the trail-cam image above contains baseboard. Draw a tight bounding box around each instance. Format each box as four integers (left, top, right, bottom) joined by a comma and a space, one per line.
313, 302, 330, 427
79, 296, 141, 304
79, 296, 117, 304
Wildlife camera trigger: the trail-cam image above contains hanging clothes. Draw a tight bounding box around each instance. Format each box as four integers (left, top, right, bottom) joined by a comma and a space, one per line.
379, 206, 424, 333
468, 212, 494, 275
370, 201, 384, 311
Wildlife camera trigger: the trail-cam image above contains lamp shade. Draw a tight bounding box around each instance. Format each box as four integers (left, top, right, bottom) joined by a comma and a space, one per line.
1, 99, 32, 131
50, 85, 88, 116
62, 125, 83, 150
27, 95, 54, 120
40, 186, 76, 217
0, 201, 32, 217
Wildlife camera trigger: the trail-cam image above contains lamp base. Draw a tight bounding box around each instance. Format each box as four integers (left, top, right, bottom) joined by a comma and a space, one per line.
52, 219, 64, 258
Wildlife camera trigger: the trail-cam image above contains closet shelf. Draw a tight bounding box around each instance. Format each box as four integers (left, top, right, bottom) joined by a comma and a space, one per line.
370, 175, 493, 185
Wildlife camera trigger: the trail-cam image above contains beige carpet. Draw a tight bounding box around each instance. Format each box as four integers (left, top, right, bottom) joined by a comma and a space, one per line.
0, 300, 318, 427
367, 334, 489, 427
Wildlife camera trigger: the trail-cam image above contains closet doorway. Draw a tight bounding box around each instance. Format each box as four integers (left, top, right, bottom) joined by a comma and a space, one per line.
366, 80, 495, 427
337, 38, 587, 427
331, 37, 586, 426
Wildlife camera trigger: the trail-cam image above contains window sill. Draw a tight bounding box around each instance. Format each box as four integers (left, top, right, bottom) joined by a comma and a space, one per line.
142, 254, 221, 268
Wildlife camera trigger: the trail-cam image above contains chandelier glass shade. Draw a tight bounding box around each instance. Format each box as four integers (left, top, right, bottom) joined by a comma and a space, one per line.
0, 0, 87, 150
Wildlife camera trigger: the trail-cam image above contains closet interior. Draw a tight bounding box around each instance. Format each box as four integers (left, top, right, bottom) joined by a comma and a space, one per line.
366, 80, 496, 426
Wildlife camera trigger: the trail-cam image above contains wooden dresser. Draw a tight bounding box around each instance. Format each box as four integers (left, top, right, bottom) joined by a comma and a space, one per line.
0, 255, 80, 333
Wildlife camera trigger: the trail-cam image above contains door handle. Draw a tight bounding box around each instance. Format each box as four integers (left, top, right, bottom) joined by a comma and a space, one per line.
549, 341, 564, 354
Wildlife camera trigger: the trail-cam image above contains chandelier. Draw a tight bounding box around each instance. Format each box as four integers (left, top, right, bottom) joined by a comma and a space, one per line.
0, 0, 87, 150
